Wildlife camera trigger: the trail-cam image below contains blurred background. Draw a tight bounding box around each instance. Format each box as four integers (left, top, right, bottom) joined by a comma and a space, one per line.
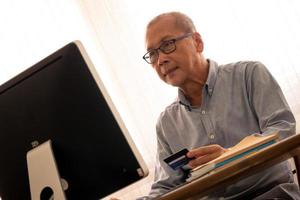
0, 0, 299, 199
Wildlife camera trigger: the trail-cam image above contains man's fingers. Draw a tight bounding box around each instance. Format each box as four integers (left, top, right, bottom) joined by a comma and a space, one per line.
188, 151, 223, 168
187, 144, 227, 168
187, 144, 224, 158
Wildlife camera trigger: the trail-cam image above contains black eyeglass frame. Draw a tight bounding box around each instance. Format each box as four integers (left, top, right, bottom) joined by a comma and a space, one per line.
143, 33, 193, 64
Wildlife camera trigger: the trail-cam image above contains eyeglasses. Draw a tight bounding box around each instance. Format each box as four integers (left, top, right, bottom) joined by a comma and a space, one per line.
143, 33, 193, 64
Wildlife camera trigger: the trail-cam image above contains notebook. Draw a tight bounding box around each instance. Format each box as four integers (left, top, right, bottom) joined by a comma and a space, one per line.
186, 132, 279, 182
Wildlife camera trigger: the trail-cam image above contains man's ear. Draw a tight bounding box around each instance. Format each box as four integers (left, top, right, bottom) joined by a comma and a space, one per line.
192, 32, 204, 53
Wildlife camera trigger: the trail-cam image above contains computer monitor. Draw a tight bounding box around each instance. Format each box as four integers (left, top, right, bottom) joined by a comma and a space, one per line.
0, 41, 148, 199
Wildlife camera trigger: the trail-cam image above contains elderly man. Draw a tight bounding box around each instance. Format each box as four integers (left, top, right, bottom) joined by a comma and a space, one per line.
138, 11, 300, 199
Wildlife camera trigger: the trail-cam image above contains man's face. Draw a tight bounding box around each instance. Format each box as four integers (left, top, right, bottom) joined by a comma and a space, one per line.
145, 17, 201, 87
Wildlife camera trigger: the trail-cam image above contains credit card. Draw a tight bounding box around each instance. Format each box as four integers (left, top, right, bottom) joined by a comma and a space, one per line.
164, 148, 193, 170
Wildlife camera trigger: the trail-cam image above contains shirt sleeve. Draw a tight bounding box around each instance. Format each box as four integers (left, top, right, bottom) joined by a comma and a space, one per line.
246, 61, 296, 139
136, 114, 187, 199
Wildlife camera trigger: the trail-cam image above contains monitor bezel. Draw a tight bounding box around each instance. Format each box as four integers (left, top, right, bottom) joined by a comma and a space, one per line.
0, 40, 149, 199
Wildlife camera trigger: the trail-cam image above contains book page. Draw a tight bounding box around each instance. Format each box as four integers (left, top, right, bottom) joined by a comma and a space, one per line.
192, 132, 278, 172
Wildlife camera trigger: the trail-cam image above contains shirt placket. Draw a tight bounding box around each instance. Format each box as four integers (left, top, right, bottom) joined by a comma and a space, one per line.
200, 87, 216, 144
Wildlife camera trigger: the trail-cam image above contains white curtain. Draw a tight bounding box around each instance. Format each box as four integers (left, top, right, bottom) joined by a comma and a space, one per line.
1, 0, 300, 199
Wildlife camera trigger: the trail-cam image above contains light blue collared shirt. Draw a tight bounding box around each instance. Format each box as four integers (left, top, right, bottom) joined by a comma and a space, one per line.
140, 60, 297, 199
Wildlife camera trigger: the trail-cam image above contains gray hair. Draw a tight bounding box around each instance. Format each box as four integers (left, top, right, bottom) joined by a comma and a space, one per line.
147, 12, 197, 33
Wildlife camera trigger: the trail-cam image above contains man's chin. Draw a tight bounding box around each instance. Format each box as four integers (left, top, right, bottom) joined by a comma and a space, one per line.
167, 80, 182, 87
161, 75, 182, 87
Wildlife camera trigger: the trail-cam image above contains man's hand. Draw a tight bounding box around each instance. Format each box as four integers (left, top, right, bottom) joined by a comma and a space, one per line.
187, 144, 226, 168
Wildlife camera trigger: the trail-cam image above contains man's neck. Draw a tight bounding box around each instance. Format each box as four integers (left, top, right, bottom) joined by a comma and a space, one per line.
182, 85, 204, 106
181, 59, 209, 106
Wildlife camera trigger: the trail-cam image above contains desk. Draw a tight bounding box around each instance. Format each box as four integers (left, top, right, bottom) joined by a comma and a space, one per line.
158, 134, 300, 200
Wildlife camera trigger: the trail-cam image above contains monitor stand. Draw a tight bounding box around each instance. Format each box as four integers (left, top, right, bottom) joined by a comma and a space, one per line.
27, 140, 67, 200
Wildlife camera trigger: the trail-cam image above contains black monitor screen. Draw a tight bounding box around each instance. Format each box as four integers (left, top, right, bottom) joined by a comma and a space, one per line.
0, 41, 148, 199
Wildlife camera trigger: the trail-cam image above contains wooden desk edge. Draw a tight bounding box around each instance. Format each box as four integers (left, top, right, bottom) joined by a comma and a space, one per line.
158, 134, 300, 200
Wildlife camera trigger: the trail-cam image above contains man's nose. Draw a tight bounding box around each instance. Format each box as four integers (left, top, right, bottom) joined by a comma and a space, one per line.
157, 52, 169, 66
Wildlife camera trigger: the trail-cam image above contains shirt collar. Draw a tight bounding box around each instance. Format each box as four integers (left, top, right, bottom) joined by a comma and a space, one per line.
206, 59, 218, 96
177, 59, 219, 108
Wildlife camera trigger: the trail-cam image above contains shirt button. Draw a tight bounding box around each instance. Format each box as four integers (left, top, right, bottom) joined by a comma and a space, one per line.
202, 110, 206, 114
209, 134, 215, 139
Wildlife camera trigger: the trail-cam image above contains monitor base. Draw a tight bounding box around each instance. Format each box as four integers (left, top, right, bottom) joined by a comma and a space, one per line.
27, 140, 66, 200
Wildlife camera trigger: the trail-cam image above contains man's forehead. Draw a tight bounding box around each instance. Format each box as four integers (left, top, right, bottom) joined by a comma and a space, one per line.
145, 18, 181, 50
